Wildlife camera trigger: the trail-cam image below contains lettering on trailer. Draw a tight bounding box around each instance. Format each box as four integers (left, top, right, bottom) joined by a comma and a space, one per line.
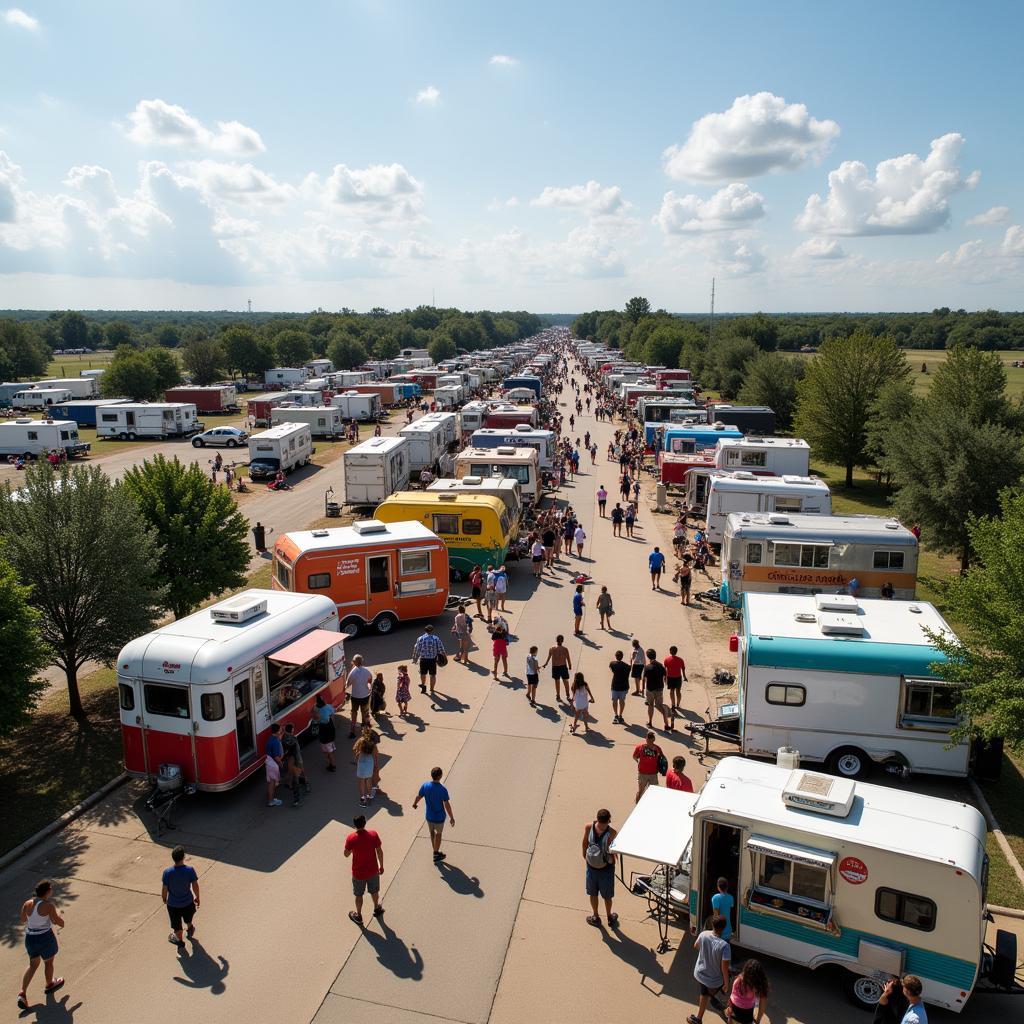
334, 559, 360, 577
766, 571, 848, 586
162, 660, 182, 675
839, 856, 869, 884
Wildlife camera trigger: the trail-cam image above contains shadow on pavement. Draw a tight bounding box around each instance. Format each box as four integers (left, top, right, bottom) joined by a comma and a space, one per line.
360, 921, 424, 980
435, 861, 484, 898
19, 993, 83, 1022
172, 938, 229, 994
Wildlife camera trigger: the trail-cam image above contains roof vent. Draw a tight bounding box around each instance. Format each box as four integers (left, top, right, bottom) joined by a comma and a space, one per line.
353, 519, 388, 535
782, 770, 856, 817
794, 612, 817, 623
15, 417, 32, 424
818, 612, 865, 636
732, 471, 757, 480
514, 423, 531, 432
767, 513, 790, 525
211, 595, 268, 624
884, 520, 900, 530
311, 529, 329, 538
815, 594, 858, 613
462, 476, 482, 484
496, 446, 517, 455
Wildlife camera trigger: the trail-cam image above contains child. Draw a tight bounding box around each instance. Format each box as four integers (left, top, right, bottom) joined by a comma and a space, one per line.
492, 622, 509, 680
370, 673, 387, 716
395, 665, 411, 716
569, 672, 595, 734
525, 645, 540, 707
353, 733, 377, 806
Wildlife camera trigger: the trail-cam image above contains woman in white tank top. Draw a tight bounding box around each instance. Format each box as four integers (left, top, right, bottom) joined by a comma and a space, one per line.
18, 880, 65, 1008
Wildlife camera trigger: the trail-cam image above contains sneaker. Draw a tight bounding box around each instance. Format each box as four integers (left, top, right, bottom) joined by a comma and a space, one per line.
433, 851, 446, 862
373, 905, 385, 917
169, 933, 185, 946
186, 924, 196, 938
369, 786, 378, 799
267, 798, 283, 807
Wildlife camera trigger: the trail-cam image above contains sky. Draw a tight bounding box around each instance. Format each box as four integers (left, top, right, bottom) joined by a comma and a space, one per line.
1, 0, 1023, 314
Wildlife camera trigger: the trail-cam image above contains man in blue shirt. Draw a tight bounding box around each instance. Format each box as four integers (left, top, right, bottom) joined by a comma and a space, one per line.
413, 766, 455, 863
649, 546, 666, 590
573, 585, 585, 636
710, 877, 734, 940
161, 846, 200, 948
265, 723, 283, 807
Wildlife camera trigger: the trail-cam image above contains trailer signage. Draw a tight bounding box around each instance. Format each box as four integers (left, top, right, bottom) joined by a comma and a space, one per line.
839, 855, 868, 884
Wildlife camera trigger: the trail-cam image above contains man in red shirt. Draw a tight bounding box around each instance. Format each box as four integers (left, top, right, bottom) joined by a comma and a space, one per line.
344, 815, 384, 925
632, 731, 664, 803
663, 645, 688, 716
666, 755, 694, 792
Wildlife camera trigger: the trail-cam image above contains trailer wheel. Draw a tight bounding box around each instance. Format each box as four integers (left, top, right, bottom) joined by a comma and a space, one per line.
118, 432, 128, 441
828, 747, 869, 779
373, 613, 397, 635
192, 438, 205, 448
340, 617, 362, 638
127, 432, 137, 441
843, 970, 883, 1011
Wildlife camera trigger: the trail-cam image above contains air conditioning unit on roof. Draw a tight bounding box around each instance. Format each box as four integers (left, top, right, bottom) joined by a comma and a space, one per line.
211, 596, 268, 624
353, 520, 388, 535
782, 770, 856, 817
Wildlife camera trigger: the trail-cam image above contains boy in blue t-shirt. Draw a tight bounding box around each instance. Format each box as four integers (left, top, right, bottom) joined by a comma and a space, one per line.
710, 876, 734, 940
161, 846, 200, 948
413, 767, 455, 862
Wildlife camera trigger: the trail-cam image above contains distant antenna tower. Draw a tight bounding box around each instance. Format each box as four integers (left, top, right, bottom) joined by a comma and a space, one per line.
707, 277, 716, 346
432, 288, 436, 308
247, 299, 253, 314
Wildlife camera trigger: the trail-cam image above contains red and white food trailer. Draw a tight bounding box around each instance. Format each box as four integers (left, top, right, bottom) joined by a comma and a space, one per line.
117, 590, 345, 791
659, 450, 716, 488
655, 369, 692, 386
483, 404, 538, 430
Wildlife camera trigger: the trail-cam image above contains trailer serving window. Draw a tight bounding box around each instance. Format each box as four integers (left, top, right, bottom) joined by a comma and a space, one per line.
739, 451, 767, 467
267, 629, 341, 717
900, 679, 960, 728
432, 514, 460, 535
874, 887, 936, 932
746, 836, 835, 926
774, 543, 830, 568
307, 573, 330, 590
400, 549, 432, 575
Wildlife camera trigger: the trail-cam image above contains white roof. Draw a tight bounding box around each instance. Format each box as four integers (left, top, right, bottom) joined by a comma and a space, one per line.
428, 477, 518, 494
347, 435, 408, 455
282, 520, 440, 554
401, 420, 446, 435
725, 512, 917, 545
0, 418, 76, 430
611, 786, 699, 864
708, 473, 830, 495
102, 402, 195, 412
456, 446, 537, 462
744, 592, 951, 647
719, 436, 810, 451
250, 422, 310, 440
694, 757, 985, 876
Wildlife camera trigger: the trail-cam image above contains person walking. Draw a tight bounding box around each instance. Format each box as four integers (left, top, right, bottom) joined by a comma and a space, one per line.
17, 881, 65, 1009
582, 808, 618, 928
629, 639, 646, 696
633, 730, 664, 803
562, 516, 576, 558
395, 665, 412, 716
725, 959, 770, 1024
572, 584, 585, 636
675, 556, 693, 605
610, 502, 624, 537
265, 722, 284, 807
491, 621, 509, 679
413, 767, 455, 863
541, 523, 557, 568
311, 694, 338, 772
609, 651, 631, 724
344, 815, 384, 926
569, 672, 595, 734
161, 846, 200, 948
469, 564, 484, 618
596, 486, 607, 517
666, 755, 694, 792
282, 722, 311, 807
525, 645, 540, 707
542, 635, 573, 703
412, 624, 446, 698
494, 565, 509, 611
643, 649, 672, 730
624, 503, 636, 539
483, 565, 498, 623
346, 655, 373, 736
574, 523, 587, 557
595, 586, 613, 630
664, 645, 687, 715
530, 535, 545, 578
688, 915, 731, 1024
452, 603, 472, 663
649, 546, 666, 590
353, 731, 378, 806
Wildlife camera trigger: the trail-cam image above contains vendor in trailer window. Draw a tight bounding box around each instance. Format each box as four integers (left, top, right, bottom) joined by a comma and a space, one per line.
269, 651, 328, 714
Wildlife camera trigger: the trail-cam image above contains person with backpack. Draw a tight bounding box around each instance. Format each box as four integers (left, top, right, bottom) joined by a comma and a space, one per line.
633, 731, 665, 803
581, 808, 618, 928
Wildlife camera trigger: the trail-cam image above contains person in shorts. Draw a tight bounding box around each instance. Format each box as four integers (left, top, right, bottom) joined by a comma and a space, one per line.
344, 815, 384, 926
633, 731, 663, 803
542, 635, 573, 703
413, 767, 455, 863
611, 503, 624, 537
629, 639, 645, 696
525, 645, 540, 706
265, 722, 283, 807
582, 808, 618, 928
541, 524, 557, 568
469, 565, 483, 618
643, 650, 672, 730
609, 650, 631, 724
346, 655, 373, 736
530, 535, 545, 578
412, 625, 446, 697
18, 880, 65, 1009
311, 694, 337, 772
161, 846, 200, 948
663, 645, 687, 714
688, 915, 731, 1024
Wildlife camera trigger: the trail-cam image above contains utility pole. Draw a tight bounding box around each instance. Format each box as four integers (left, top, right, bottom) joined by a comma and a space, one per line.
707, 278, 715, 346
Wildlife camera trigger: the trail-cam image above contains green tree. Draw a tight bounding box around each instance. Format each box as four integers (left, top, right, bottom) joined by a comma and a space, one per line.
327, 335, 368, 370
222, 326, 275, 378
927, 489, 1024, 746
59, 311, 89, 350
624, 297, 651, 324
794, 332, 909, 487
373, 334, 401, 360
738, 352, 806, 430
863, 377, 916, 485
122, 456, 250, 619
706, 336, 759, 399
733, 312, 779, 351
273, 329, 313, 367
428, 334, 456, 364
0, 551, 50, 736
105, 321, 135, 348
926, 346, 1020, 428
156, 324, 181, 348
101, 347, 160, 400
143, 347, 182, 392
0, 464, 164, 721
0, 319, 49, 378
182, 337, 227, 385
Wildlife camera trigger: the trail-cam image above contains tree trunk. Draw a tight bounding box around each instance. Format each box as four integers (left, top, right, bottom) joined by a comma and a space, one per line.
66, 662, 86, 722
845, 461, 854, 488
960, 545, 970, 576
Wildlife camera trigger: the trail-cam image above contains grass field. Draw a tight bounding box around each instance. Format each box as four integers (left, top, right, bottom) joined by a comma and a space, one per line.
43, 350, 117, 379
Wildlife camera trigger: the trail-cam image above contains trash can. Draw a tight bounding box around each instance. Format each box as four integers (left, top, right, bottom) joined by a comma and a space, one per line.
252, 521, 266, 551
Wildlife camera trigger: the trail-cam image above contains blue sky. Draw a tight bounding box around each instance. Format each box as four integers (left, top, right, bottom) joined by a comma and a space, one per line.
1, 0, 1022, 312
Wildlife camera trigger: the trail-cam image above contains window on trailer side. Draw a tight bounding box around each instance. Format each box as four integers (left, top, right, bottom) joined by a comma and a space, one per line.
144, 684, 189, 718
875, 888, 936, 931
756, 855, 828, 904
901, 679, 960, 727
873, 550, 905, 569
432, 514, 460, 535
400, 550, 431, 574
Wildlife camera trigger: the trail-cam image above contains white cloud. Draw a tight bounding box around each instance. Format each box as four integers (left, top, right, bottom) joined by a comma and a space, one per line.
663, 92, 839, 183
1003, 225, 1024, 257
415, 85, 441, 106
654, 183, 765, 233
531, 180, 629, 218
397, 239, 440, 260
311, 162, 426, 223
797, 133, 979, 236
793, 236, 847, 260
711, 238, 766, 276
490, 55, 518, 67
967, 205, 1010, 227
0, 151, 22, 222
3, 8, 38, 30
125, 99, 266, 155
937, 240, 985, 267
179, 160, 294, 206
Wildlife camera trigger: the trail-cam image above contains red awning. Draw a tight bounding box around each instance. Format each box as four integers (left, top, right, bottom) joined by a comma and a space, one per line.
268, 629, 342, 666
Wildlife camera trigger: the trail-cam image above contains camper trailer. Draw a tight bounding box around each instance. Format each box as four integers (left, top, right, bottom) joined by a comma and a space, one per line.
706, 403, 777, 434
305, 358, 333, 377
664, 424, 744, 455
117, 590, 344, 791
433, 384, 466, 409
400, 417, 450, 472
247, 422, 313, 480
343, 435, 411, 506
454, 446, 541, 504
611, 757, 1007, 1013
459, 400, 492, 435
48, 398, 132, 428
272, 520, 448, 637
0, 418, 91, 459
269, 404, 346, 438
36, 377, 100, 399
164, 385, 240, 414
348, 383, 403, 406
427, 476, 522, 534
720, 513, 919, 607
12, 388, 73, 411
484, 405, 538, 430
715, 436, 811, 477
705, 473, 832, 546
637, 395, 702, 425
264, 367, 311, 388
733, 593, 970, 778
417, 411, 460, 448
501, 374, 542, 399
247, 390, 319, 426
96, 402, 202, 439
330, 391, 381, 423
470, 425, 556, 468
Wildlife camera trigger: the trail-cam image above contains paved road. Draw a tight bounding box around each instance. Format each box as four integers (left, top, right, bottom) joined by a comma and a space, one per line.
1, 364, 1018, 1023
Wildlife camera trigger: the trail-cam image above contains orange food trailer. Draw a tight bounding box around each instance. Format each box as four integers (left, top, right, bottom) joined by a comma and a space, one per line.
272, 520, 449, 637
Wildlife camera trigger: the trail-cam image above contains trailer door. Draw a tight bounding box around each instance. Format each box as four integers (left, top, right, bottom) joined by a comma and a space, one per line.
233, 676, 256, 763
139, 680, 199, 783
366, 554, 393, 622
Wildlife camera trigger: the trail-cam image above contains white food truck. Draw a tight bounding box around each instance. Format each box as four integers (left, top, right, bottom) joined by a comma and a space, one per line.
705, 473, 832, 546
400, 417, 450, 472
36, 376, 100, 399
330, 391, 381, 422
732, 592, 970, 778
96, 402, 203, 439
0, 418, 91, 459
611, 757, 1014, 1014
343, 435, 410, 506
720, 513, 919, 607
454, 446, 541, 504
433, 384, 466, 409
269, 404, 346, 438
12, 387, 73, 411
247, 422, 313, 480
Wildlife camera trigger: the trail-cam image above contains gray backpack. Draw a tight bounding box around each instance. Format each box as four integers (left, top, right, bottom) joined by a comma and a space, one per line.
586, 823, 611, 869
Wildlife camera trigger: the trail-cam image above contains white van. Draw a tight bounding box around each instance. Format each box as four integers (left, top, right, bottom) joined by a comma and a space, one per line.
12, 388, 73, 411
247, 422, 313, 480
705, 472, 832, 545
0, 418, 90, 459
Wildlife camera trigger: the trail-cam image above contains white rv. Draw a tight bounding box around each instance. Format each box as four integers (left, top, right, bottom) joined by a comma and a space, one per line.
269, 404, 346, 438
720, 513, 919, 607
612, 758, 1004, 1014
705, 473, 832, 546
735, 592, 970, 778
400, 418, 450, 472
427, 476, 522, 526
96, 402, 202, 439
264, 367, 311, 388
12, 388, 73, 411
454, 446, 541, 505
416, 411, 460, 449
247, 422, 313, 480
305, 358, 333, 376
343, 435, 410, 506
36, 377, 100, 399
330, 391, 381, 422
433, 384, 466, 409
0, 418, 91, 459
715, 436, 811, 477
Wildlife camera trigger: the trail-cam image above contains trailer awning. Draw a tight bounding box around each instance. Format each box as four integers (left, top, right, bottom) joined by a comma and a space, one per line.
746, 835, 835, 869
268, 629, 342, 666
610, 786, 699, 865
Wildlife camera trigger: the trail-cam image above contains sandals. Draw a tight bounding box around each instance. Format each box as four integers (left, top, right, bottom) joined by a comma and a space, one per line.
586, 914, 601, 926
44, 978, 65, 994
607, 913, 619, 927
17, 993, 28, 1010
348, 911, 363, 925
373, 905, 385, 917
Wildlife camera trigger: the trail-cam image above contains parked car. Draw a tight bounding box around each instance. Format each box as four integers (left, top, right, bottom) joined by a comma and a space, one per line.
191, 425, 249, 449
